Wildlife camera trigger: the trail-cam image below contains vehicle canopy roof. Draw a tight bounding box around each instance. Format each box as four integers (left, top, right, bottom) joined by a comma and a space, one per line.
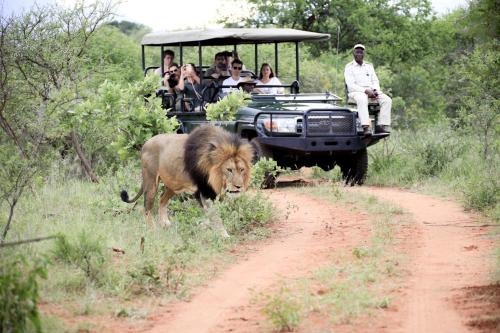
141, 28, 330, 46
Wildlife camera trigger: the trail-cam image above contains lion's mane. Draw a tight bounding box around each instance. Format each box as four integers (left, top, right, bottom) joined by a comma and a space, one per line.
184, 125, 254, 201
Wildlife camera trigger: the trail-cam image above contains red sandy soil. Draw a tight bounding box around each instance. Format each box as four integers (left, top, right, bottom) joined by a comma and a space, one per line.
44, 184, 499, 332
132, 185, 498, 333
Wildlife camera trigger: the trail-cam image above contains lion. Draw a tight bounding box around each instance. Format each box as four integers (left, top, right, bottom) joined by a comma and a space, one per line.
120, 125, 257, 238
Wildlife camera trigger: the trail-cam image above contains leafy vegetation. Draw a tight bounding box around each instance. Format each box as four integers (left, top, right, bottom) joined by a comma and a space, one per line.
205, 90, 251, 121
0, 255, 48, 333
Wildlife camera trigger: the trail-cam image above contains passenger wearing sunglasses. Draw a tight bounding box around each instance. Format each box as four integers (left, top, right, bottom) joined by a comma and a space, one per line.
222, 59, 245, 94
163, 63, 180, 92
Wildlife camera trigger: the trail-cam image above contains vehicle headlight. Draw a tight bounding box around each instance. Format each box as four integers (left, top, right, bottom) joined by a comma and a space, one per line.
260, 117, 299, 133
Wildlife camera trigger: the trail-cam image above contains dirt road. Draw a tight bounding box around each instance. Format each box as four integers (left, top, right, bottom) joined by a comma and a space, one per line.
137, 186, 498, 333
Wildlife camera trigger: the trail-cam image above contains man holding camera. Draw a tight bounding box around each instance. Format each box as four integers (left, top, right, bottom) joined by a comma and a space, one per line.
344, 44, 391, 135
164, 63, 180, 93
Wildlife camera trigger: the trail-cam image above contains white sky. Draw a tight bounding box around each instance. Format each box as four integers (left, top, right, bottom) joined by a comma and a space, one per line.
2, 0, 470, 31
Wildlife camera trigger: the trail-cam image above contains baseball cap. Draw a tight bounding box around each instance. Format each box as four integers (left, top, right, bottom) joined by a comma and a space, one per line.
353, 44, 365, 50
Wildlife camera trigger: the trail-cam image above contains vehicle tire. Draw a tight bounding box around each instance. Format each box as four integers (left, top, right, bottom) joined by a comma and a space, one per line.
339, 148, 368, 186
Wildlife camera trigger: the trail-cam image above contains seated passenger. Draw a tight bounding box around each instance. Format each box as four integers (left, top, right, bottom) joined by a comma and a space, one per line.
205, 52, 229, 79
256, 63, 284, 94
222, 59, 245, 94
225, 50, 246, 74
237, 76, 259, 94
164, 63, 179, 93
176, 63, 204, 111
154, 49, 175, 78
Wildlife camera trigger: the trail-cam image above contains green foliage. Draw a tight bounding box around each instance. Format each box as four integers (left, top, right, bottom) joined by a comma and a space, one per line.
260, 286, 301, 332
454, 44, 499, 160
461, 167, 499, 215
367, 124, 500, 220
0, 255, 48, 333
250, 157, 282, 189
52, 232, 107, 283
205, 90, 251, 121
217, 193, 274, 235
73, 76, 180, 162
127, 258, 186, 295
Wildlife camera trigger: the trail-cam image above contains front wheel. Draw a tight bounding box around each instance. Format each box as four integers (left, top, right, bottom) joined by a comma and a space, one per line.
338, 148, 368, 186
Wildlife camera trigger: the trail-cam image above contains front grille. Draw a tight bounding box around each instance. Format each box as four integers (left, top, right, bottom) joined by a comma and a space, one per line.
306, 111, 355, 136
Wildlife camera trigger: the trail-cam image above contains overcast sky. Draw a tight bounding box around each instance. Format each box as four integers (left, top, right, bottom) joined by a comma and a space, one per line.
2, 0, 470, 32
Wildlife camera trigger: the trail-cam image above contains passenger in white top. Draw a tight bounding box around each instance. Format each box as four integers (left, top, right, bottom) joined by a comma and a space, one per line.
256, 63, 284, 94
344, 44, 391, 134
222, 59, 244, 94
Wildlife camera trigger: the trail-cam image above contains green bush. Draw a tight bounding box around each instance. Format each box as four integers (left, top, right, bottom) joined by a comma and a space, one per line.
0, 255, 48, 333
218, 192, 274, 236
260, 286, 301, 332
205, 90, 251, 121
52, 232, 107, 283
461, 167, 499, 217
250, 157, 282, 189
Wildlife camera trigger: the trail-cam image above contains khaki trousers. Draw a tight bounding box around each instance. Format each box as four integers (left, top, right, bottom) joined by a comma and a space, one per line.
348, 91, 392, 127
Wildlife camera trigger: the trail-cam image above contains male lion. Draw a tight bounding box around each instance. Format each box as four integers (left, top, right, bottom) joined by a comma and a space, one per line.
120, 125, 256, 237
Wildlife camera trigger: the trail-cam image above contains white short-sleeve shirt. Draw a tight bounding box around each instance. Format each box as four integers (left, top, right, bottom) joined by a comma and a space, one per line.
222, 76, 243, 93
256, 77, 284, 94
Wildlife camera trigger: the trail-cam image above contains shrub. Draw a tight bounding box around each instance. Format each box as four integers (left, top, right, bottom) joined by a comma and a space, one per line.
217, 192, 274, 236
260, 286, 301, 332
52, 231, 107, 283
0, 255, 48, 333
205, 90, 251, 121
461, 167, 499, 217
250, 157, 282, 189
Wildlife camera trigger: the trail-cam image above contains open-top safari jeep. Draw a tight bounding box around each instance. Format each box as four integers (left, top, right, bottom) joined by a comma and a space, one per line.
140, 28, 389, 185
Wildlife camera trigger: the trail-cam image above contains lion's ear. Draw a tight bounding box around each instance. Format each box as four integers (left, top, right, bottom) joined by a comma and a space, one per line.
208, 143, 217, 151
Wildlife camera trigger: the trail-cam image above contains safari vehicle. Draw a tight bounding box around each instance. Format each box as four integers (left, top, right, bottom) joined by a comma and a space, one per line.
140, 28, 389, 185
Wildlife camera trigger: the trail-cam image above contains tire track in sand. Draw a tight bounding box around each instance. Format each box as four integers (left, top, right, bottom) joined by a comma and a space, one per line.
138, 189, 372, 333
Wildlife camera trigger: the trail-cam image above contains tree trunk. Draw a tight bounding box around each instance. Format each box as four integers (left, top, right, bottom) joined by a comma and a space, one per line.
70, 130, 99, 183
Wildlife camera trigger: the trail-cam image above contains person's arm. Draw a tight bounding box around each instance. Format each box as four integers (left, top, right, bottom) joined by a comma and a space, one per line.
273, 77, 285, 94
344, 64, 365, 93
175, 65, 186, 91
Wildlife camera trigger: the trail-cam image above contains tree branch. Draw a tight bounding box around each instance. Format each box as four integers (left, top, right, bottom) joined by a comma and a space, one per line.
70, 130, 99, 183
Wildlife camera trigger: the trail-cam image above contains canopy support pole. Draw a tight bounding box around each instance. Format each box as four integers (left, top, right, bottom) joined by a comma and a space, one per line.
254, 44, 258, 76
141, 45, 145, 73
179, 43, 183, 65
198, 42, 202, 72
295, 41, 300, 82
274, 42, 279, 77
160, 46, 164, 76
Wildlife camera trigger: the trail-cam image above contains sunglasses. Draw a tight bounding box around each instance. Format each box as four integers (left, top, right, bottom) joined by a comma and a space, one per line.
232, 66, 242, 70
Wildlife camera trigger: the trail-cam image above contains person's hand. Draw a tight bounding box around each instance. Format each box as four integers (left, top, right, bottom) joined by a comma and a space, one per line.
365, 88, 377, 98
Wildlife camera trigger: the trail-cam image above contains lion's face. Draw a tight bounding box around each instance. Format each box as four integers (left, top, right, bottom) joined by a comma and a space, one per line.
208, 156, 251, 197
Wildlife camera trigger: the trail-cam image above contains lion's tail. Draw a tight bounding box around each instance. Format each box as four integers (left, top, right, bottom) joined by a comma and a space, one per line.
120, 188, 144, 203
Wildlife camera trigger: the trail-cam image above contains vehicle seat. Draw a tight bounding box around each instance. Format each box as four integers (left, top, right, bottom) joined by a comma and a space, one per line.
345, 83, 380, 115
241, 70, 256, 79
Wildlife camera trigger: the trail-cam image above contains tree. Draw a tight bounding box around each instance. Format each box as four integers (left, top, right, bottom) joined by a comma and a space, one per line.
239, 0, 436, 64
0, 1, 117, 245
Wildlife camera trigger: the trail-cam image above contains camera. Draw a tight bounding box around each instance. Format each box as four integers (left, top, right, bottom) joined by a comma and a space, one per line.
167, 76, 178, 88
